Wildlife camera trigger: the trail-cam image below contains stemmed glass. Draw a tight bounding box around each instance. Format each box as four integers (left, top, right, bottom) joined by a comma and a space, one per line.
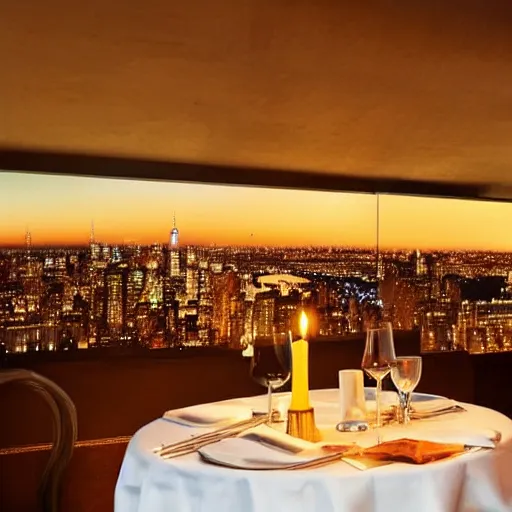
391, 356, 423, 425
361, 322, 397, 429
250, 329, 292, 424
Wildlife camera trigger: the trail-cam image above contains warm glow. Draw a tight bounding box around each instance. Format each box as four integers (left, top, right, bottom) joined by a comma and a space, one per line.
2, 173, 512, 250
299, 311, 309, 340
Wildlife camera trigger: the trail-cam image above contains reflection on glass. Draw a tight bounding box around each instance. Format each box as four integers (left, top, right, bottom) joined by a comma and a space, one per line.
391, 356, 422, 425
250, 296, 292, 423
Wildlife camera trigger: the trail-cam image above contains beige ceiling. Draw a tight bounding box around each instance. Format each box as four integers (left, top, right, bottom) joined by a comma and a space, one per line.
2, 0, 512, 189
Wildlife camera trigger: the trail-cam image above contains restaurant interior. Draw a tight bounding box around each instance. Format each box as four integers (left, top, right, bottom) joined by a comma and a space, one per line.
2, 0, 512, 511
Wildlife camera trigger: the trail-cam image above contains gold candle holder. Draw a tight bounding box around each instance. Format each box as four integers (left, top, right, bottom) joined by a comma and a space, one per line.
286, 407, 322, 442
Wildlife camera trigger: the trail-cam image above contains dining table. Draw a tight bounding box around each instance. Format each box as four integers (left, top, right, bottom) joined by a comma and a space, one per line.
114, 388, 512, 512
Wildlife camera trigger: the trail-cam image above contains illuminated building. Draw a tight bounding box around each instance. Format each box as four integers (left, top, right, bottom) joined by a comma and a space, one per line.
42, 282, 64, 326
274, 294, 300, 338
168, 214, 181, 279
126, 268, 145, 327
185, 246, 199, 302
111, 246, 122, 263
212, 271, 240, 344
414, 250, 428, 276
170, 213, 179, 247
105, 266, 127, 337
166, 303, 178, 346
22, 247, 43, 314
252, 290, 278, 344
459, 299, 512, 353
420, 297, 459, 351
186, 267, 199, 302
3, 239, 512, 355
229, 296, 246, 349
89, 222, 101, 261
140, 260, 163, 309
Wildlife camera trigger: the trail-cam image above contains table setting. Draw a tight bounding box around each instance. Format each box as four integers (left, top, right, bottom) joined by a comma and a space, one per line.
115, 315, 512, 512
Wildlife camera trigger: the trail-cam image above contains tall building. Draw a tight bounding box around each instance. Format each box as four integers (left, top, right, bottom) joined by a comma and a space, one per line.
211, 271, 240, 344
169, 214, 180, 278
252, 290, 278, 344
126, 268, 145, 328
140, 260, 163, 309
105, 269, 126, 334
170, 212, 179, 247
185, 247, 199, 302
89, 221, 101, 261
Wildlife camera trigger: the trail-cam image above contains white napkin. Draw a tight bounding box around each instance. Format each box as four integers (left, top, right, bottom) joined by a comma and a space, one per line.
240, 424, 319, 453
163, 404, 253, 427
198, 425, 323, 470
364, 396, 464, 417
411, 398, 464, 414
379, 426, 497, 449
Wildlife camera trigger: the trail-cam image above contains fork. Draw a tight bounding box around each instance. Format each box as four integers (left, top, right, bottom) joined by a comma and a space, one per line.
285, 447, 365, 471
155, 415, 268, 459
289, 430, 503, 470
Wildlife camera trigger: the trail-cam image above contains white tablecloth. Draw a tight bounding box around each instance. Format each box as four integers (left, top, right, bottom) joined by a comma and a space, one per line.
115, 389, 512, 512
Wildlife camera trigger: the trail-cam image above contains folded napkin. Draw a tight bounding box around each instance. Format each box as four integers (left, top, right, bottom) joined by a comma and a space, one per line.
163, 404, 253, 428
321, 425, 498, 466
365, 396, 465, 418
198, 425, 325, 470
410, 399, 465, 416
239, 424, 319, 453
362, 438, 466, 464
380, 427, 497, 449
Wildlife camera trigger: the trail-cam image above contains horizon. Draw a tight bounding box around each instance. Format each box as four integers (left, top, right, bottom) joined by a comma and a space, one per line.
2, 241, 512, 254
2, 171, 512, 251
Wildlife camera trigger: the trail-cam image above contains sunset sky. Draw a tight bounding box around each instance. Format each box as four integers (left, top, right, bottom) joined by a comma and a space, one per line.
1, 172, 511, 251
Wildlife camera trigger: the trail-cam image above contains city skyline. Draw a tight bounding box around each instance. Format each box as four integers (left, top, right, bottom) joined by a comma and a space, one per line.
2, 172, 512, 251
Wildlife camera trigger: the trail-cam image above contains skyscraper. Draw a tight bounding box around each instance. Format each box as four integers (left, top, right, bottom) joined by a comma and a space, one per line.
170, 212, 179, 247
105, 265, 127, 338
89, 221, 101, 261
169, 213, 180, 278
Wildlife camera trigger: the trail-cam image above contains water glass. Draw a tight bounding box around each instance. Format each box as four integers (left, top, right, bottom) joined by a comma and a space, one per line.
391, 356, 422, 425
337, 369, 368, 432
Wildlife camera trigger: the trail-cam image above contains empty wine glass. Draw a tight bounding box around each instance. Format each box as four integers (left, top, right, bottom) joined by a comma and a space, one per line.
250, 301, 292, 423
362, 322, 397, 429
391, 356, 422, 425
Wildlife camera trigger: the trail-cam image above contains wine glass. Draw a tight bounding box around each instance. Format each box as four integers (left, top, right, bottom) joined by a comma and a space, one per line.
250, 329, 292, 424
362, 322, 397, 429
391, 356, 422, 425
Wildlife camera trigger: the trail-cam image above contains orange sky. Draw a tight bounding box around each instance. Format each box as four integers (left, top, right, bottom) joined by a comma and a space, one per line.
0, 172, 511, 251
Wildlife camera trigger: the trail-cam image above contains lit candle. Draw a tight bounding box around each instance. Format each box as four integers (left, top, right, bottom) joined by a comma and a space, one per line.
290, 311, 311, 411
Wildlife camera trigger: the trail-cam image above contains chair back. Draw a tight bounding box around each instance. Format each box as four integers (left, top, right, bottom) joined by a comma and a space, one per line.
0, 369, 77, 512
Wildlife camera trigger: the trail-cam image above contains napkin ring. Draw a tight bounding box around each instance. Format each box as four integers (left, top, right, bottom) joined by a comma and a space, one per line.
287, 408, 321, 442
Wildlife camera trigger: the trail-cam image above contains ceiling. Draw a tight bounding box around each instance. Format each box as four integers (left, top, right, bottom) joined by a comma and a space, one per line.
1, 0, 512, 197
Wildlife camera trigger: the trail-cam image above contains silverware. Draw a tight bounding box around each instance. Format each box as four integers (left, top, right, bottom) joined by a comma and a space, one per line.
286, 452, 347, 470
287, 446, 365, 471
378, 404, 466, 423
252, 409, 285, 423
410, 405, 466, 420
155, 415, 268, 459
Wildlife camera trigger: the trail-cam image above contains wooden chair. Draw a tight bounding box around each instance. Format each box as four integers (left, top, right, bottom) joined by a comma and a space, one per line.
0, 369, 77, 512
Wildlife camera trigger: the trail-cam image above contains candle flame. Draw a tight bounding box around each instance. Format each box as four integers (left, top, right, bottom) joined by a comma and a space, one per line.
299, 311, 309, 340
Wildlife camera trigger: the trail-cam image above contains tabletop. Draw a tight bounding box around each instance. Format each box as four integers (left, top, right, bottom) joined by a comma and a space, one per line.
115, 389, 512, 512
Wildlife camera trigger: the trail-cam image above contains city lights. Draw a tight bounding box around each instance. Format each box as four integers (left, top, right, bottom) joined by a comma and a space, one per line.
1, 223, 512, 356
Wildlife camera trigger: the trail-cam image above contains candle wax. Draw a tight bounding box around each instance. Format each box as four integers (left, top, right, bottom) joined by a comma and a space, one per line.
290, 339, 311, 411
